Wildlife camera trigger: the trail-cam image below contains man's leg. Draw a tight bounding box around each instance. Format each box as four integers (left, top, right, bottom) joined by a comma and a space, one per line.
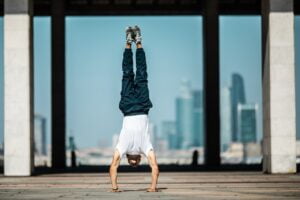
134, 44, 153, 110
119, 44, 135, 113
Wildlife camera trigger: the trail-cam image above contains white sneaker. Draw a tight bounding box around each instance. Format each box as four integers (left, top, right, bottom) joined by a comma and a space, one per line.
132, 25, 142, 44
125, 26, 134, 44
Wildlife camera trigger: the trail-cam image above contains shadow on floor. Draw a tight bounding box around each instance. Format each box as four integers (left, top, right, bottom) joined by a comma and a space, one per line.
1, 163, 300, 176
0, 163, 263, 175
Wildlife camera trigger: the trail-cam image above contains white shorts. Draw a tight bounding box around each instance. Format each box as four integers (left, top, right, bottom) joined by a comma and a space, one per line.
115, 114, 153, 158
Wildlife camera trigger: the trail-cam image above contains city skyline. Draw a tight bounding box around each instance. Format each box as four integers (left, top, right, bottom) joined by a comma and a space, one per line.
30, 72, 260, 154
162, 72, 258, 152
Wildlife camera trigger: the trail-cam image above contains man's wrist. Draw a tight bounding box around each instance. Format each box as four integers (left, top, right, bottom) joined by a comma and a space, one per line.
150, 185, 156, 189
147, 187, 158, 192
111, 186, 121, 192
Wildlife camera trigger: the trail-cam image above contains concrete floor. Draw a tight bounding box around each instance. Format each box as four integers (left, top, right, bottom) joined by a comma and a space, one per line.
0, 172, 300, 200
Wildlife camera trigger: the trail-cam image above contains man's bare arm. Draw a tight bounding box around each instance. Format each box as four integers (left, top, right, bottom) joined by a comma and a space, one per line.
147, 150, 159, 192
109, 150, 121, 191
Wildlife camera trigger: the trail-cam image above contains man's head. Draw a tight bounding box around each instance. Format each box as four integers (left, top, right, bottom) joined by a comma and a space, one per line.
126, 154, 141, 167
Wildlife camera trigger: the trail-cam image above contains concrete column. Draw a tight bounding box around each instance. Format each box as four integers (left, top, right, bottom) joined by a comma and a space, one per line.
262, 0, 297, 173
4, 0, 34, 176
203, 0, 221, 168
51, 0, 66, 169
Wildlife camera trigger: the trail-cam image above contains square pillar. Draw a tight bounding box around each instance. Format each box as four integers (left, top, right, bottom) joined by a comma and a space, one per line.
4, 0, 34, 176
51, 0, 66, 169
203, 0, 221, 168
262, 0, 297, 173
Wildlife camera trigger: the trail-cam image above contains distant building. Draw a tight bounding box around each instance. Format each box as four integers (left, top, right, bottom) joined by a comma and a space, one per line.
156, 138, 169, 152
176, 79, 194, 149
192, 90, 204, 147
161, 121, 177, 150
221, 87, 232, 152
0, 142, 3, 156
68, 136, 77, 151
237, 103, 258, 143
231, 73, 246, 142
34, 114, 47, 155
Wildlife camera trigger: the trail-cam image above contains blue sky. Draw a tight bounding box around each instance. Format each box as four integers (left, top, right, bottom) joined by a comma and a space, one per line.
66, 16, 203, 148
0, 16, 299, 148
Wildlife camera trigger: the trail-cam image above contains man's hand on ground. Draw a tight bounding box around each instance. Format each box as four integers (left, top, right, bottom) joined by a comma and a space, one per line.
147, 188, 158, 192
111, 187, 122, 192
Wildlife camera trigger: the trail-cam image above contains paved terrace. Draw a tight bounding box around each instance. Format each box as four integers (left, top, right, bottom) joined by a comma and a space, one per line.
0, 172, 300, 200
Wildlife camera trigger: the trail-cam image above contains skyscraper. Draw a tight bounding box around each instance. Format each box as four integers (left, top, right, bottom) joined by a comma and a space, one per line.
237, 103, 258, 143
231, 73, 246, 142
176, 79, 193, 149
192, 90, 204, 147
161, 121, 177, 150
34, 114, 47, 155
221, 87, 232, 152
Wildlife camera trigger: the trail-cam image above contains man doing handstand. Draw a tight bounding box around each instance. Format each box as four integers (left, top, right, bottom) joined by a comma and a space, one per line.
109, 25, 159, 192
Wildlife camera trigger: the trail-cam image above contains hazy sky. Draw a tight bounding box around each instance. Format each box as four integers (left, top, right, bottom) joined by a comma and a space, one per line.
0, 16, 299, 149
